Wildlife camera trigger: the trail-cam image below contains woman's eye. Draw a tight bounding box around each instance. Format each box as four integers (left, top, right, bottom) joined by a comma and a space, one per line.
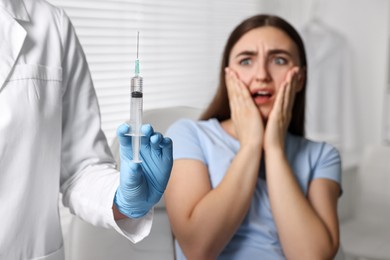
274, 57, 287, 65
239, 58, 252, 66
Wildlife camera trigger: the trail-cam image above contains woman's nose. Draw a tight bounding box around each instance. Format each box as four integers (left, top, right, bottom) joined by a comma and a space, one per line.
255, 62, 271, 82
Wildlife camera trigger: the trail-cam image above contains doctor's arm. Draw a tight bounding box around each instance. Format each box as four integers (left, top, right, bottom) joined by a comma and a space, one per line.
58, 9, 156, 242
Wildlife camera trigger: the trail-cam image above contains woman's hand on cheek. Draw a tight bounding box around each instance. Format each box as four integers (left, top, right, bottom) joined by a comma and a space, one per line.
225, 67, 264, 147
264, 67, 300, 152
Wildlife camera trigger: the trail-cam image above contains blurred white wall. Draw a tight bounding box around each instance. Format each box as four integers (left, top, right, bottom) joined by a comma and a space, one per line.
322, 0, 389, 150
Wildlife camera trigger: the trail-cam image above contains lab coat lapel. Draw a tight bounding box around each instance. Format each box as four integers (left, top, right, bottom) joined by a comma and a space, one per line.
0, 4, 27, 91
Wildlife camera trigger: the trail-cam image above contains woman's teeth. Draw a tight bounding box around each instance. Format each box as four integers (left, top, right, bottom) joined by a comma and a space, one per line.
253, 91, 272, 97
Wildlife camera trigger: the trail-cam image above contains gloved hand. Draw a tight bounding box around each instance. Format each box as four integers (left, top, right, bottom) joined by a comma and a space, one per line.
114, 123, 173, 218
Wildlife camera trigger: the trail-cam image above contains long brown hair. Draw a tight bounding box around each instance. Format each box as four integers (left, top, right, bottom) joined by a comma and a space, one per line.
200, 14, 307, 136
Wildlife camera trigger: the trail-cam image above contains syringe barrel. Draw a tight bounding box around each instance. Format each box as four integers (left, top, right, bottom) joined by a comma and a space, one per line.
130, 75, 143, 127
129, 93, 143, 134
131, 75, 143, 93
129, 75, 143, 162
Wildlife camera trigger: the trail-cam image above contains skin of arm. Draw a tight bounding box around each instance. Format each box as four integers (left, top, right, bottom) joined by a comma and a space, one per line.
166, 150, 260, 259
164, 68, 263, 259
113, 205, 127, 220
264, 69, 340, 259
265, 150, 340, 260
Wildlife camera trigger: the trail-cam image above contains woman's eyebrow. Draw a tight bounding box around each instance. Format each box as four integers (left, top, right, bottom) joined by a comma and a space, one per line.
268, 49, 293, 57
235, 50, 257, 58
235, 49, 292, 58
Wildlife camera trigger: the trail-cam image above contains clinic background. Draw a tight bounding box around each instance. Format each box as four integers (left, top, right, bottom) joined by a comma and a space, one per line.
49, 0, 390, 226
45, 0, 389, 259
47, 0, 390, 156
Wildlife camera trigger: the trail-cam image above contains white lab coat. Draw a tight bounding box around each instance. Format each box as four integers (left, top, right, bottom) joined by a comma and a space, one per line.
0, 0, 152, 259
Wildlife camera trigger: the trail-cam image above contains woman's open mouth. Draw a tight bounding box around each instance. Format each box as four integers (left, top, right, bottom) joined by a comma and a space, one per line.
252, 90, 273, 105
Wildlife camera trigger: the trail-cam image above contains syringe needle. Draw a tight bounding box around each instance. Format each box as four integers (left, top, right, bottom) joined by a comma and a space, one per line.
135, 31, 140, 76
136, 31, 139, 59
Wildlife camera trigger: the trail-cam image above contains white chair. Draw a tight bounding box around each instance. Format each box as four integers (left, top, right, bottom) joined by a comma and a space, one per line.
340, 145, 390, 260
65, 106, 202, 260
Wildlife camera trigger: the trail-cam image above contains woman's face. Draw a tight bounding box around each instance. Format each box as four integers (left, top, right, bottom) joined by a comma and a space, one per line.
228, 26, 302, 119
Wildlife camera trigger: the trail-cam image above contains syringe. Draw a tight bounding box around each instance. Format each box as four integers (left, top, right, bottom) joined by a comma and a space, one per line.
128, 31, 143, 163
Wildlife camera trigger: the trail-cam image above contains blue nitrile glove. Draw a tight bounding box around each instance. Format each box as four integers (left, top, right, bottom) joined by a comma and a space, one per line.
114, 123, 173, 218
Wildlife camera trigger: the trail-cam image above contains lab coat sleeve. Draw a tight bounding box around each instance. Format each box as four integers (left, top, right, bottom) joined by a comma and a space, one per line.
57, 9, 152, 243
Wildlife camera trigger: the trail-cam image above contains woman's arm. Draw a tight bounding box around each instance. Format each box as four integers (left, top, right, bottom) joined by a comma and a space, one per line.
165, 67, 265, 259
265, 149, 340, 260
264, 68, 340, 259
165, 143, 261, 260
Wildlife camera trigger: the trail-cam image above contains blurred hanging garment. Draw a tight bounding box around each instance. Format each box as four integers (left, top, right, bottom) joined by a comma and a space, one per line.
385, 88, 390, 143
301, 18, 357, 161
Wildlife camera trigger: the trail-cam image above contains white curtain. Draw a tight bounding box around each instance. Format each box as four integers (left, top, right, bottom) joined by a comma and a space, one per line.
47, 0, 261, 144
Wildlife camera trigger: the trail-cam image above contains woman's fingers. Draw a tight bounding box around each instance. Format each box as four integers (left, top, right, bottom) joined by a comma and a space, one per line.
267, 66, 299, 134
226, 67, 247, 118
225, 67, 263, 145
225, 67, 255, 108
280, 67, 299, 123
282, 68, 296, 118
